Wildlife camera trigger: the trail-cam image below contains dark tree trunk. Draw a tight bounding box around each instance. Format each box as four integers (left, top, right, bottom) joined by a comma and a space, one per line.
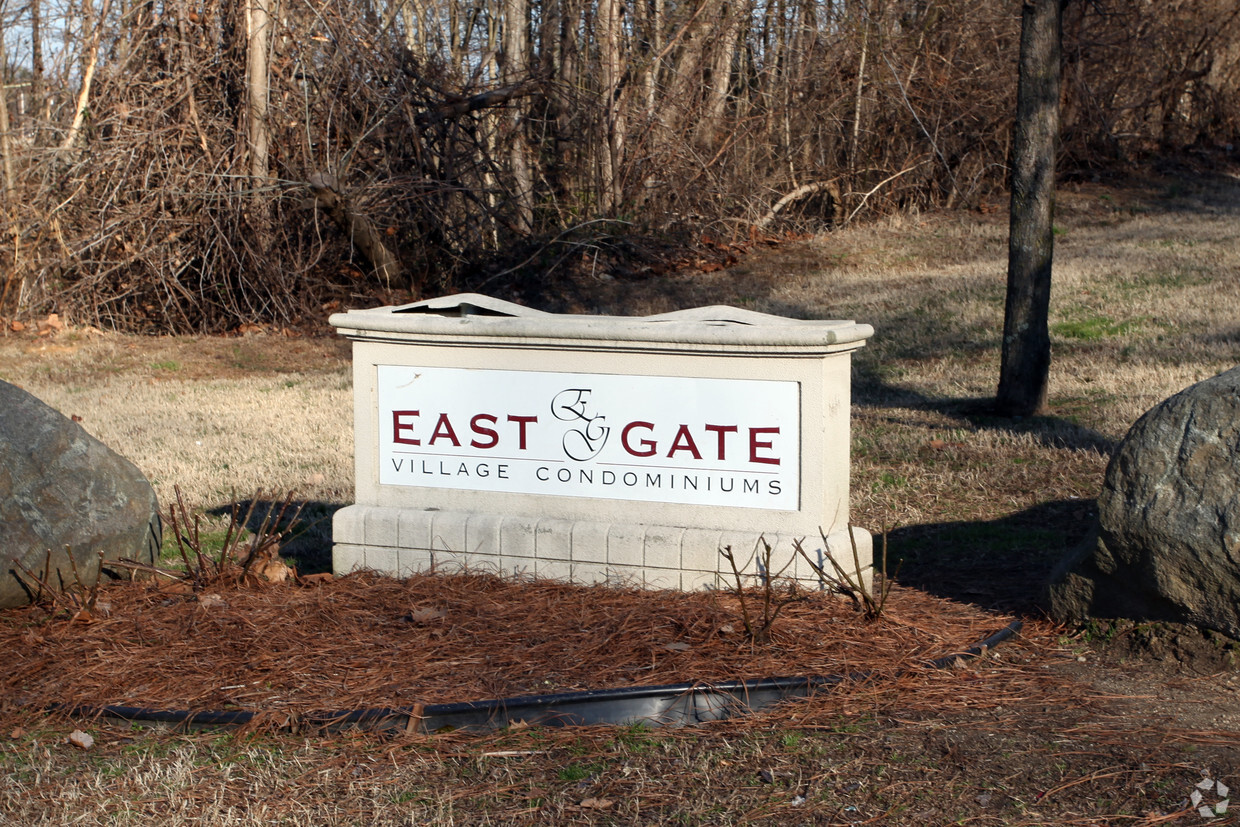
997, 0, 1063, 417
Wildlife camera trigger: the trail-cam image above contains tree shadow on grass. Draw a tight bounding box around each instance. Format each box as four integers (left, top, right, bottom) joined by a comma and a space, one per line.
889, 498, 1097, 615
207, 498, 342, 575
761, 290, 1127, 455
853, 363, 1120, 456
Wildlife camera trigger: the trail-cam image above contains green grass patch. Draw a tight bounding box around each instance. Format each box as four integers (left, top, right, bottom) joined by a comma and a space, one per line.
611, 722, 659, 754
779, 731, 803, 749
1124, 266, 1213, 290
874, 471, 909, 491
557, 761, 605, 781
1051, 315, 1141, 341
159, 524, 249, 565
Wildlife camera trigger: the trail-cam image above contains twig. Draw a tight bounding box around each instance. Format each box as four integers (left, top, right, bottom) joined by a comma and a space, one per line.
795, 526, 899, 621
845, 163, 928, 225
755, 180, 843, 230
474, 219, 633, 289
719, 536, 802, 643
12, 547, 106, 619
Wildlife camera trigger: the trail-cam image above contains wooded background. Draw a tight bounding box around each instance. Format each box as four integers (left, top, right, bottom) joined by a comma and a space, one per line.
0, 0, 1237, 332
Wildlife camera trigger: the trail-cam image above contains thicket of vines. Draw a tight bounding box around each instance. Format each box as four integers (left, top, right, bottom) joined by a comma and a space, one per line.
0, 0, 1237, 331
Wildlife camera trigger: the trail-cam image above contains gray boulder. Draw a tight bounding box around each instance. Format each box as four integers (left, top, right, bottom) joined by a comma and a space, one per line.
1, 380, 160, 608
1048, 366, 1240, 637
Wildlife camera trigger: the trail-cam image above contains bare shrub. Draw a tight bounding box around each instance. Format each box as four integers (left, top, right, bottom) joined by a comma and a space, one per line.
718, 536, 802, 644
795, 527, 898, 622
0, 0, 1236, 331
162, 486, 304, 590
12, 548, 110, 622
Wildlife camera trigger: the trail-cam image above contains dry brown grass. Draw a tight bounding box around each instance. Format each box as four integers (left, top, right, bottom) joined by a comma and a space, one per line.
2, 171, 1239, 825
0, 336, 353, 511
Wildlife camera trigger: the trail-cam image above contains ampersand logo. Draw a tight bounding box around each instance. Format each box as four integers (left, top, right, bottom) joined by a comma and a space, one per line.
551, 388, 611, 461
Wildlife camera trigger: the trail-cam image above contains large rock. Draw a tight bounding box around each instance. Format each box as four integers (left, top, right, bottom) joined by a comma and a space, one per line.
1, 381, 160, 608
1048, 367, 1240, 637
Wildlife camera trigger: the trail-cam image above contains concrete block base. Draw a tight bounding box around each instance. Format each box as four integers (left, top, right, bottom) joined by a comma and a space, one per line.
333, 504, 872, 592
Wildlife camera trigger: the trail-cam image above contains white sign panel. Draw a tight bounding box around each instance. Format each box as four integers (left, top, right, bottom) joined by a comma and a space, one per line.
376, 366, 800, 510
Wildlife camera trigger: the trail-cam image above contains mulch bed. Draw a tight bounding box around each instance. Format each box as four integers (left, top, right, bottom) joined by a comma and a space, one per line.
1, 571, 1047, 727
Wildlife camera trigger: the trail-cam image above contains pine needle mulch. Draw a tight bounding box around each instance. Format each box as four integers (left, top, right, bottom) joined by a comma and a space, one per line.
0, 571, 1056, 728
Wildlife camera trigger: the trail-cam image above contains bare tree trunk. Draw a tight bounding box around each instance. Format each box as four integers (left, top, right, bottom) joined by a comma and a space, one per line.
635, 0, 663, 116
398, 0, 418, 53
597, 0, 625, 212
500, 0, 533, 232
697, 0, 741, 148
247, 0, 272, 184
665, 1, 710, 130
849, 19, 868, 174
479, 2, 502, 244
539, 0, 579, 205
997, 0, 1064, 417
115, 0, 130, 66
0, 20, 13, 204
0, 12, 21, 316
30, 0, 44, 128
60, 0, 111, 156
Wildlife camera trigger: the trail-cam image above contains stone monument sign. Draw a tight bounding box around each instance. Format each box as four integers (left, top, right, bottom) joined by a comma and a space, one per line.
330, 294, 873, 589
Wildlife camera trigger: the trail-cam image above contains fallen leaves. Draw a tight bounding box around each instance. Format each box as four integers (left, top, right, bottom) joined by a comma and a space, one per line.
927, 438, 966, 451
157, 580, 195, 596
5, 314, 104, 337
578, 797, 614, 810
257, 558, 293, 584
67, 730, 94, 750
402, 606, 448, 624
197, 593, 228, 611
70, 601, 112, 624
230, 321, 300, 337
4, 313, 68, 336
37, 313, 64, 336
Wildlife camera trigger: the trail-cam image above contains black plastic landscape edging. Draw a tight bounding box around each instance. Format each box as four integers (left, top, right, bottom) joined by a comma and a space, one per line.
52, 620, 1022, 735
